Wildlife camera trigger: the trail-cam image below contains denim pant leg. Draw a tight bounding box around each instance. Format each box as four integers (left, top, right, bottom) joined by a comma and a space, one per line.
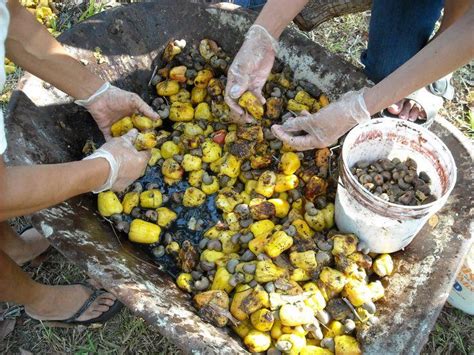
361, 0, 444, 83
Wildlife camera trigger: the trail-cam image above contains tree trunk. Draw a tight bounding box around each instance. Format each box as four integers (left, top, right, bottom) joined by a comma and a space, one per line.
294, 0, 372, 32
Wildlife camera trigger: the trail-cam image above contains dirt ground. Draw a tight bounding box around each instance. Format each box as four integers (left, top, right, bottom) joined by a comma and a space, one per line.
1, 1, 473, 354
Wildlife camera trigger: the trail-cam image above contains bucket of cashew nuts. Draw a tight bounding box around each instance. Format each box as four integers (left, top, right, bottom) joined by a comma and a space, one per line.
335, 118, 457, 253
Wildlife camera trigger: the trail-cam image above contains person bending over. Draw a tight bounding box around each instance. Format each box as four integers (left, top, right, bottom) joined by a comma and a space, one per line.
0, 0, 159, 324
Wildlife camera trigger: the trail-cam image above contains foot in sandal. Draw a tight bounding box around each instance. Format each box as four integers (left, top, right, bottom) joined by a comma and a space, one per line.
387, 98, 427, 122
5, 226, 50, 266
382, 75, 454, 126
24, 283, 122, 324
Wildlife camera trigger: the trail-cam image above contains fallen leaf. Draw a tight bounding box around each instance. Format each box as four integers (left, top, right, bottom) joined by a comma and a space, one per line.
428, 214, 439, 228
0, 319, 16, 342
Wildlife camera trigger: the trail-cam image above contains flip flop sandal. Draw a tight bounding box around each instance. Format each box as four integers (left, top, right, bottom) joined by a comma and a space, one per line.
60, 282, 123, 325
25, 283, 123, 325
380, 74, 454, 129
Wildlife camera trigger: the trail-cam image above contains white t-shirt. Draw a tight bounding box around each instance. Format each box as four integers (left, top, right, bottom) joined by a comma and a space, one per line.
0, 0, 9, 155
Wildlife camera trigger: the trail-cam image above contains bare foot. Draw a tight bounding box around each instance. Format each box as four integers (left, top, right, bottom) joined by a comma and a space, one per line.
387, 99, 427, 122
14, 228, 50, 265
25, 284, 116, 322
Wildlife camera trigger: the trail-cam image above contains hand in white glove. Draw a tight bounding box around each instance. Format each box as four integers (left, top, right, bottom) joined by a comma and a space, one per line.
84, 129, 150, 192
225, 25, 279, 124
271, 90, 371, 151
76, 83, 160, 140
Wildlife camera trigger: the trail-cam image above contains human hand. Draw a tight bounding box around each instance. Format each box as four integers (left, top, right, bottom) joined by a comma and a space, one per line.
224, 25, 279, 124
84, 129, 150, 192
76, 83, 160, 140
272, 89, 371, 151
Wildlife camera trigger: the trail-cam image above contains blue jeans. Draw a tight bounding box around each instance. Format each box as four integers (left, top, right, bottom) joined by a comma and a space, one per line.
231, 0, 267, 11
233, 0, 444, 83
361, 0, 444, 83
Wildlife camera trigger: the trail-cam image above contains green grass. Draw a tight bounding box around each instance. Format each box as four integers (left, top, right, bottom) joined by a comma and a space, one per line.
78, 0, 105, 22
422, 307, 474, 354
0, 67, 23, 111
307, 12, 370, 68
1, 251, 180, 354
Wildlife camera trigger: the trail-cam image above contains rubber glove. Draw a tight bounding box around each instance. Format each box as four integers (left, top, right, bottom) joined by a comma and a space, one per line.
272, 89, 370, 151
75, 83, 160, 140
83, 129, 150, 193
225, 24, 279, 124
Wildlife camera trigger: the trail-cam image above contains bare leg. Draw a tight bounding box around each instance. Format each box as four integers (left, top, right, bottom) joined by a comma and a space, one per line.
0, 225, 117, 322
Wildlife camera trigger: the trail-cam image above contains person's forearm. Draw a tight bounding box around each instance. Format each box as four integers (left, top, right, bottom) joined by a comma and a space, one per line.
438, 0, 471, 34
364, 4, 474, 115
0, 158, 108, 221
254, 0, 309, 39
5, 0, 104, 100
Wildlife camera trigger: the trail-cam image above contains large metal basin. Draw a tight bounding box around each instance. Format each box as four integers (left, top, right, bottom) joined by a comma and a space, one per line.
4, 2, 472, 353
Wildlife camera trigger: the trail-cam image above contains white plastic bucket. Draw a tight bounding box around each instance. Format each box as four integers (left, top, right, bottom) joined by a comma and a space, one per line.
335, 118, 457, 253
447, 243, 474, 315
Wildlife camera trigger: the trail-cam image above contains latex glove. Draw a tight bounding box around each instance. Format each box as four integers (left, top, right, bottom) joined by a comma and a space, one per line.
75, 83, 160, 140
272, 89, 370, 151
84, 129, 150, 193
225, 25, 279, 124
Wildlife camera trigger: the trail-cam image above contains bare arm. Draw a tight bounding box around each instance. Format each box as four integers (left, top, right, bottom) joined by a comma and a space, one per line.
0, 157, 108, 221
438, 0, 472, 33
5, 0, 159, 139
5, 0, 104, 100
255, 0, 309, 38
364, 2, 474, 115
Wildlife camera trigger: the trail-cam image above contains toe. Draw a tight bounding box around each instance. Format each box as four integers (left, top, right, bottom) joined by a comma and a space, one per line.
387, 100, 404, 115
414, 103, 427, 120
98, 297, 115, 307
93, 304, 111, 313
76, 297, 111, 322
99, 292, 116, 302
399, 100, 414, 120
408, 105, 421, 122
